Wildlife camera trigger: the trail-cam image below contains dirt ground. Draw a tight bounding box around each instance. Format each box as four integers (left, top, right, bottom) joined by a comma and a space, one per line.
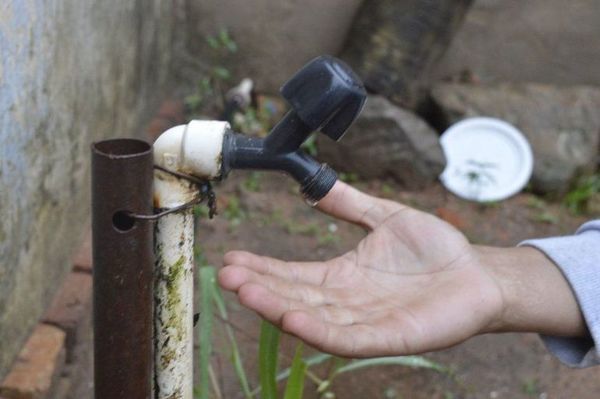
196, 172, 598, 399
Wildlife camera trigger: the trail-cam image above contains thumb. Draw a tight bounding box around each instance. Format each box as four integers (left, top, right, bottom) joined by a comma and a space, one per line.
316, 180, 406, 230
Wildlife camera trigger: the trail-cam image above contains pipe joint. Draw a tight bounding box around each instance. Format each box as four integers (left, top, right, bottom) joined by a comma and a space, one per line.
153, 120, 229, 181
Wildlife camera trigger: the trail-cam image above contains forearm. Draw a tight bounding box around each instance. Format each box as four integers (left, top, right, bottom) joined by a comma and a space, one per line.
477, 245, 588, 337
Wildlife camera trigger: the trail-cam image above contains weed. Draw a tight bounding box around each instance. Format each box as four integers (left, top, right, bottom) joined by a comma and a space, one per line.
185, 28, 237, 113
531, 211, 558, 224
193, 204, 211, 219
243, 172, 263, 192
301, 134, 318, 157
223, 197, 246, 229
565, 173, 600, 214
526, 196, 547, 210
460, 160, 497, 190
525, 196, 559, 223
478, 200, 501, 209
285, 222, 320, 236
268, 210, 341, 247
381, 183, 395, 197
521, 378, 540, 396
233, 105, 278, 137
339, 172, 360, 183
317, 232, 340, 246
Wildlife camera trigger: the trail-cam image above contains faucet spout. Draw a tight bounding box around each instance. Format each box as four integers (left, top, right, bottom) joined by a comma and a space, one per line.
222, 131, 337, 203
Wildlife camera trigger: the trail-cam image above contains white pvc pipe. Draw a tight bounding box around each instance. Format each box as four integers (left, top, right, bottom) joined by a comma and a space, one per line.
153, 121, 229, 399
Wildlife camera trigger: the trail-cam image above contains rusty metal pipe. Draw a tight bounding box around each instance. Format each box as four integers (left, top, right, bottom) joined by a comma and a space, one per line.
92, 139, 154, 399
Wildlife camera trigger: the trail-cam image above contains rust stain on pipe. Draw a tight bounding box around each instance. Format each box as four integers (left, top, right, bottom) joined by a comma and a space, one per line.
92, 139, 154, 399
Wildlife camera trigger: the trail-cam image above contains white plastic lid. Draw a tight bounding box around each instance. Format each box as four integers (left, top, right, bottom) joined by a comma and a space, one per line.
439, 117, 533, 202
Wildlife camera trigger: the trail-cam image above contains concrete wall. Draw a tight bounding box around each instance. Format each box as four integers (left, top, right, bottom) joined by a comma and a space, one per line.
433, 0, 600, 86
0, 0, 176, 378
182, 0, 364, 93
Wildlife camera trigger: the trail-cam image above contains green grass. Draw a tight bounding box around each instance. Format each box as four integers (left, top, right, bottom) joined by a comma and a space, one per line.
565, 173, 600, 214
283, 344, 307, 399
521, 378, 541, 396
243, 172, 263, 192
259, 321, 281, 399
197, 267, 216, 399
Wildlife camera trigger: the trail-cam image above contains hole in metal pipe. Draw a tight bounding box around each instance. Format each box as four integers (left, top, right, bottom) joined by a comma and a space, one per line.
112, 211, 136, 232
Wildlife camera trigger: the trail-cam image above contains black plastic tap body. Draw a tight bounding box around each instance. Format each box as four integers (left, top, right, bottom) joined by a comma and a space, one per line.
221, 113, 337, 203
220, 55, 367, 203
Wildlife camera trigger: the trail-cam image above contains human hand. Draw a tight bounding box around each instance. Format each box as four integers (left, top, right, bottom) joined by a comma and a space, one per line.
219, 181, 586, 357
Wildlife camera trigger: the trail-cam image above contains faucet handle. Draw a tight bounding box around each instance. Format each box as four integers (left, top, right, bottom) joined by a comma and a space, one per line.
280, 55, 367, 141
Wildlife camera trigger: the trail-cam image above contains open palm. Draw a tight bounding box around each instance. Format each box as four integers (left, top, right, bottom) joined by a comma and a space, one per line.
219, 181, 505, 357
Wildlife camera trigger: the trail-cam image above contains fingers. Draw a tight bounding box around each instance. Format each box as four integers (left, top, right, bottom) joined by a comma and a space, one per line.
228, 278, 415, 357
223, 250, 331, 286
281, 311, 399, 357
235, 282, 358, 326
316, 181, 407, 230
219, 265, 328, 306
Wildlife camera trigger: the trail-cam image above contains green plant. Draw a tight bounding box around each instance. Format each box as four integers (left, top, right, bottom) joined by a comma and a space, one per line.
381, 183, 394, 197
197, 266, 216, 399
185, 28, 237, 113
460, 160, 497, 190
264, 209, 341, 248
338, 172, 359, 183
531, 211, 558, 224
243, 172, 263, 192
300, 135, 318, 157
565, 173, 600, 214
525, 196, 547, 210
223, 196, 247, 228
260, 321, 281, 399
283, 344, 307, 399
525, 196, 559, 224
521, 378, 540, 396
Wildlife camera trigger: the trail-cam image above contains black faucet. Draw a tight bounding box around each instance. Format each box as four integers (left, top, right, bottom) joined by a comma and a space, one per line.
220, 55, 367, 203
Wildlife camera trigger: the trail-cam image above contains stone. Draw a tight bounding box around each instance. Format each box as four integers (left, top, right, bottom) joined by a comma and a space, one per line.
341, 0, 474, 107
430, 82, 600, 194
0, 324, 66, 399
317, 96, 446, 188
71, 228, 92, 273
41, 272, 92, 362
433, 0, 600, 87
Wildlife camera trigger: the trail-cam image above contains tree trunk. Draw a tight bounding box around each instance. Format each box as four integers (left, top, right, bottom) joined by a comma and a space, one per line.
341, 0, 474, 107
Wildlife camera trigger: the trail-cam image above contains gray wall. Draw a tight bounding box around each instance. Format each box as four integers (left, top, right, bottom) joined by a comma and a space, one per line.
434, 0, 600, 86
182, 0, 363, 93
0, 0, 176, 377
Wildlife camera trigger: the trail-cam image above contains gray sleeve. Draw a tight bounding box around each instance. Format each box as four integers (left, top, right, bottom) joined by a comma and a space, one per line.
519, 219, 600, 368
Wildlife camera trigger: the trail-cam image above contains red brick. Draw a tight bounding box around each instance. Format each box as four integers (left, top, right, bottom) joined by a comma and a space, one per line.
157, 98, 185, 124
42, 272, 92, 362
72, 228, 92, 273
0, 324, 66, 399
146, 117, 175, 142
